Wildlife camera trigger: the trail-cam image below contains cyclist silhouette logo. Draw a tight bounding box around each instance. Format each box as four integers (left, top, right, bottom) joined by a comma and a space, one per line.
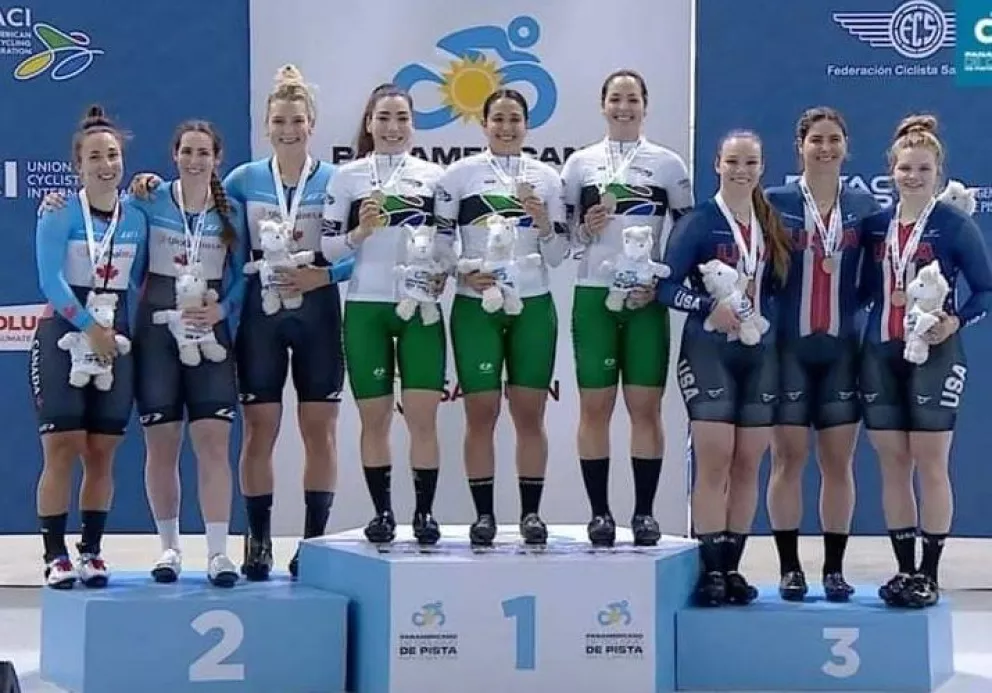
394, 16, 558, 130
14, 23, 104, 81
597, 600, 632, 627
411, 601, 446, 627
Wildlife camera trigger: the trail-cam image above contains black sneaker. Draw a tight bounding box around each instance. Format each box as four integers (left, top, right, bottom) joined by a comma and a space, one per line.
587, 514, 616, 547
470, 514, 497, 547
364, 511, 396, 544
906, 574, 939, 608
520, 513, 548, 545
240, 535, 273, 582
879, 573, 913, 607
725, 571, 758, 605
694, 571, 727, 607
631, 514, 661, 546
288, 546, 300, 578
778, 570, 808, 602
412, 512, 441, 546
823, 572, 855, 602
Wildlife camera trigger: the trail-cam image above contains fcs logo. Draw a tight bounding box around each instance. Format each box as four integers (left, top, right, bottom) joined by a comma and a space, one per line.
13, 22, 104, 81
411, 601, 446, 627
976, 14, 992, 45
597, 600, 632, 627
833, 0, 956, 59
393, 16, 558, 130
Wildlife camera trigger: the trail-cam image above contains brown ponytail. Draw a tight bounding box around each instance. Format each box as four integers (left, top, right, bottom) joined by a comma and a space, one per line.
751, 186, 790, 282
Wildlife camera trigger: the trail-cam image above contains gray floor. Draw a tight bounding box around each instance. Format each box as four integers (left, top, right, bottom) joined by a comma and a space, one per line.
2, 534, 990, 692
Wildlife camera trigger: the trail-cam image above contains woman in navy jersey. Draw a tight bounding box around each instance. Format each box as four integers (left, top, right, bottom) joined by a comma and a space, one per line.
859, 115, 992, 608
31, 105, 148, 588
657, 130, 791, 606
764, 107, 881, 602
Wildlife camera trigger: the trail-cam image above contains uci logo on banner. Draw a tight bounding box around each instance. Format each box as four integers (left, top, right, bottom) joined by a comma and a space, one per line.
392, 16, 558, 130
0, 7, 103, 81
955, 0, 992, 85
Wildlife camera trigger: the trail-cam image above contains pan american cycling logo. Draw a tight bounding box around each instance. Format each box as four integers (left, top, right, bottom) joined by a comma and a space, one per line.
393, 16, 558, 130
1, 8, 103, 81
828, 0, 957, 78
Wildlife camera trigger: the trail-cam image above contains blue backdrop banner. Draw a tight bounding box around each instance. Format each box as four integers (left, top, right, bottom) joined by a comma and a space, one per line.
0, 1, 252, 533
695, 0, 992, 536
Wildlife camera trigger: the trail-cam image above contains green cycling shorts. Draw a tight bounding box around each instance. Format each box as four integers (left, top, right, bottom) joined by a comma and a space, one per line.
450, 293, 557, 394
571, 286, 671, 390
343, 300, 446, 400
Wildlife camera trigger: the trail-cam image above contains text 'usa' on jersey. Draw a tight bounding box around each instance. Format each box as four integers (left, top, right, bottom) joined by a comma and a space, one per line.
434, 152, 568, 299
859, 200, 992, 345
223, 158, 333, 255
320, 154, 447, 303
36, 196, 149, 334
561, 139, 693, 288
656, 198, 779, 344
766, 181, 881, 342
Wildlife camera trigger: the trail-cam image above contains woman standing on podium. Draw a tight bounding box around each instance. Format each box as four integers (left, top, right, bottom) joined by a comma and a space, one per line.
858, 115, 992, 608
561, 69, 694, 548
656, 129, 791, 606
434, 88, 569, 548
763, 107, 881, 602
31, 105, 149, 589
320, 83, 449, 547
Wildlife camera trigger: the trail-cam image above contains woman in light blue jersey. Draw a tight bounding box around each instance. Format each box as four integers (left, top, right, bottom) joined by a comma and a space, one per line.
31, 105, 148, 589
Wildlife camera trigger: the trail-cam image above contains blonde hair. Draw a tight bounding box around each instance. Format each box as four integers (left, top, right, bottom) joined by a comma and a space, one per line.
888, 114, 943, 170
266, 64, 317, 124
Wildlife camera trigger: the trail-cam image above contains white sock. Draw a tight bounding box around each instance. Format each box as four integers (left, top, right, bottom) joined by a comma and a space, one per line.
205, 523, 228, 559
156, 518, 180, 551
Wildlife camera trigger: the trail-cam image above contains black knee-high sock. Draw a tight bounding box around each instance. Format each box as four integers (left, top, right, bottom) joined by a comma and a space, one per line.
412, 467, 439, 515
519, 477, 544, 517
723, 531, 748, 572
363, 466, 392, 514
632, 457, 663, 516
822, 532, 849, 576
303, 491, 334, 539
79, 510, 108, 555
245, 494, 273, 540
888, 527, 917, 574
920, 532, 947, 583
772, 529, 801, 575
697, 532, 725, 573
469, 477, 494, 517
40, 513, 69, 562
579, 458, 610, 516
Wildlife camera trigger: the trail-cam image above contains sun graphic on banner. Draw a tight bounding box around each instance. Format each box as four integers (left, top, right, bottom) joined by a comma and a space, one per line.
439, 56, 503, 124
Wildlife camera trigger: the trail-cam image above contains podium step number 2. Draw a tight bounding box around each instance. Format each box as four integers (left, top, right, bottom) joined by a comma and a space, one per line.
189, 610, 245, 683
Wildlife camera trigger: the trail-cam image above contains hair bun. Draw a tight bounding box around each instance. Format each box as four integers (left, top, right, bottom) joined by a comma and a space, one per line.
80, 104, 113, 130
896, 114, 938, 139
275, 64, 305, 86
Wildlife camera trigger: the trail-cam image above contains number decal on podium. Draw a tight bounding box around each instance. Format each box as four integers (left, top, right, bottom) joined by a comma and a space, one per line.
189, 609, 246, 682
821, 627, 861, 679
501, 595, 536, 671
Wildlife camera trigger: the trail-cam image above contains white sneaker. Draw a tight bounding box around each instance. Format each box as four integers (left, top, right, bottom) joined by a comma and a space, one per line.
44, 556, 77, 589
76, 553, 110, 588
151, 548, 182, 583
208, 553, 238, 588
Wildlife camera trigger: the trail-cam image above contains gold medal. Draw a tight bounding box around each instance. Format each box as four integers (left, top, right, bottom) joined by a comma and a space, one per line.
821, 256, 836, 274
891, 290, 907, 308
516, 181, 534, 200
600, 191, 617, 214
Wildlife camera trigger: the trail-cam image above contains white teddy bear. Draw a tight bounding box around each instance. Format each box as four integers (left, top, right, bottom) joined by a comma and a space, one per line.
393, 224, 453, 326
57, 291, 131, 391
699, 259, 769, 346
457, 214, 541, 315
599, 225, 671, 311
903, 260, 951, 365
937, 179, 977, 216
152, 261, 228, 367
243, 219, 315, 315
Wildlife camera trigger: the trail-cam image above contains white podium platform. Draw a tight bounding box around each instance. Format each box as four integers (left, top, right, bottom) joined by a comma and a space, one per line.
298, 524, 699, 693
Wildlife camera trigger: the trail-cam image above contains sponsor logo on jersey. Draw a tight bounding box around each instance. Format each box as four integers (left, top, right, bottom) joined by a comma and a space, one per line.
1, 7, 103, 81
827, 0, 958, 78
393, 15, 558, 131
